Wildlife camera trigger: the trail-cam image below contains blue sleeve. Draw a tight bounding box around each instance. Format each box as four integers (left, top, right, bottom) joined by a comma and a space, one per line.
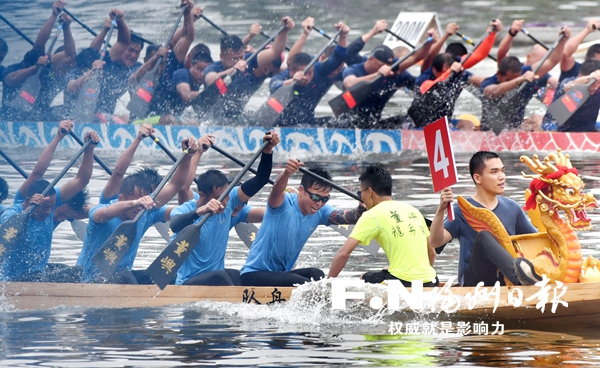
0, 204, 21, 224
88, 203, 108, 223
342, 64, 361, 79
151, 205, 168, 224
316, 45, 347, 77
172, 69, 191, 86
480, 75, 497, 93
415, 68, 433, 88
269, 70, 289, 93
322, 204, 336, 226
54, 186, 63, 209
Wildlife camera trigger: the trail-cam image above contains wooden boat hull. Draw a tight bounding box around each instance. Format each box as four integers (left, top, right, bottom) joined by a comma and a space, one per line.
3, 121, 600, 155
0, 282, 294, 310
2, 281, 600, 332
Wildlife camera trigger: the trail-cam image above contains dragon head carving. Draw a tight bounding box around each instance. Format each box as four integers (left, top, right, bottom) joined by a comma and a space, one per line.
521, 149, 597, 231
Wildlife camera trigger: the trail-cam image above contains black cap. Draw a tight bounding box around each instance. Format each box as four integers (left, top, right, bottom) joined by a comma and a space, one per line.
369, 45, 394, 64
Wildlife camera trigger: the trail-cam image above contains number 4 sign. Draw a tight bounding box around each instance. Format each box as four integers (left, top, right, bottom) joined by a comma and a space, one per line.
424, 117, 458, 220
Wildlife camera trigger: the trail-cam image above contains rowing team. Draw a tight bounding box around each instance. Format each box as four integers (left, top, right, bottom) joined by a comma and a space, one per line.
0, 121, 543, 288
2, 1, 600, 133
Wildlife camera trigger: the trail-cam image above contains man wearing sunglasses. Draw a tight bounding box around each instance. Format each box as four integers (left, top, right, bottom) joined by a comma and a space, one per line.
328, 164, 438, 287
240, 159, 365, 287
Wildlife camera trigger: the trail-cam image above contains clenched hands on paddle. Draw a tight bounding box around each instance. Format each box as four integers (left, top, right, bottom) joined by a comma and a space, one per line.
91, 137, 198, 279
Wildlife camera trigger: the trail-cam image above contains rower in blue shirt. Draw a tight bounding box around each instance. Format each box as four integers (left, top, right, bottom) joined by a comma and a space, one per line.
199, 17, 294, 124
77, 137, 198, 284
269, 20, 350, 127
240, 160, 366, 287
0, 129, 99, 282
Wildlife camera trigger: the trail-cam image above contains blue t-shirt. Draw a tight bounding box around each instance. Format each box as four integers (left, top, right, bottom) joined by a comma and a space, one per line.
559, 61, 580, 84
201, 53, 265, 119
443, 196, 537, 285
241, 193, 334, 274
341, 62, 414, 127
270, 45, 347, 126
77, 201, 167, 282
30, 65, 69, 120
173, 187, 248, 284
96, 53, 141, 114
1, 62, 24, 119
0, 187, 62, 280
151, 68, 199, 116
480, 65, 551, 129
554, 76, 600, 132
148, 51, 184, 115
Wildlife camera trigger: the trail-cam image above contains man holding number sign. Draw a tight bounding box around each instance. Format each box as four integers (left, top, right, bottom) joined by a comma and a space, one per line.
428, 151, 538, 287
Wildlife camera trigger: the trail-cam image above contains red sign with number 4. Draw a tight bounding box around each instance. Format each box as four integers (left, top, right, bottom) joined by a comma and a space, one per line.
424, 117, 458, 220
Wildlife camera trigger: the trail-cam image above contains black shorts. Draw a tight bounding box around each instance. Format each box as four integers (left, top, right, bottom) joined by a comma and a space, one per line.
362, 269, 439, 288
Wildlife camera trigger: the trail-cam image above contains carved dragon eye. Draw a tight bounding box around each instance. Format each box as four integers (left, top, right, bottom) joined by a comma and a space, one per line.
566, 188, 575, 196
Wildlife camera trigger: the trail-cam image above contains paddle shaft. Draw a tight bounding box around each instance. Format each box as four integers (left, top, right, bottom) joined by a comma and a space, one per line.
132, 148, 190, 223
260, 30, 291, 51
200, 14, 229, 36
312, 26, 338, 44
68, 131, 113, 175
0, 148, 29, 179
515, 33, 565, 95
0, 14, 34, 45
300, 30, 342, 76
385, 28, 415, 48
366, 36, 433, 89
455, 32, 497, 61
149, 7, 185, 74
211, 144, 275, 185
521, 29, 549, 50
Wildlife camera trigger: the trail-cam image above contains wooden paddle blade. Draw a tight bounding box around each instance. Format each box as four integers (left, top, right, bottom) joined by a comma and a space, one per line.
70, 219, 88, 241
234, 222, 259, 248
153, 221, 172, 241
194, 75, 232, 108
91, 219, 139, 278
72, 73, 101, 122
127, 70, 158, 118
147, 222, 202, 289
328, 80, 373, 117
0, 211, 31, 264
548, 83, 592, 126
9, 72, 42, 113
254, 84, 296, 127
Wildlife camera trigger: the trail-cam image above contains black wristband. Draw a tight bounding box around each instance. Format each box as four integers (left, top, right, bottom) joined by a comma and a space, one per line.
508, 29, 518, 37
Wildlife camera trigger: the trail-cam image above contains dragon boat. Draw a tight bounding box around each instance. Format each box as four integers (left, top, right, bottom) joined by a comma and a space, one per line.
3, 121, 600, 155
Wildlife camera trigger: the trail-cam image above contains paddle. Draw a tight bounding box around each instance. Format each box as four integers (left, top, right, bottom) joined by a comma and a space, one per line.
521, 28, 550, 50
9, 18, 63, 113
193, 24, 287, 108
385, 28, 416, 48
68, 131, 113, 175
255, 29, 342, 127
313, 26, 338, 44
91, 146, 192, 279
0, 140, 92, 264
328, 36, 433, 117
0, 146, 88, 241
62, 8, 154, 47
547, 77, 597, 126
147, 139, 271, 289
127, 6, 186, 118
487, 33, 566, 134
71, 17, 116, 123
455, 32, 497, 61
0, 14, 35, 45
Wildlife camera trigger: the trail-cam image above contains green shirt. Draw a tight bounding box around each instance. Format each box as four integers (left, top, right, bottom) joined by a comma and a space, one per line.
349, 200, 436, 283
